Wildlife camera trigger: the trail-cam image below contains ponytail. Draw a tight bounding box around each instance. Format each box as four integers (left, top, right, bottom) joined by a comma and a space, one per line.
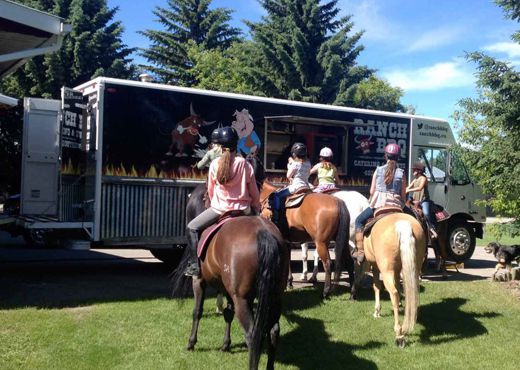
384, 160, 397, 185
216, 148, 232, 184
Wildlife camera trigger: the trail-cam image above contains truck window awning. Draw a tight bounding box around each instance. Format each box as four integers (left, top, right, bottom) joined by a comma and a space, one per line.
0, 0, 71, 79
0, 92, 18, 107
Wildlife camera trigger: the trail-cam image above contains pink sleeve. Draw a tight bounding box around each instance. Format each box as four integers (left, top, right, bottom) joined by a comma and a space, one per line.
208, 162, 216, 200
246, 163, 261, 211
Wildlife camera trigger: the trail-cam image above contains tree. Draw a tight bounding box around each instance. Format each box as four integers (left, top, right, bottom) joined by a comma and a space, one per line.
1, 0, 135, 99
186, 41, 260, 95
139, 0, 242, 85
246, 0, 373, 105
0, 104, 23, 197
352, 76, 407, 112
455, 0, 520, 234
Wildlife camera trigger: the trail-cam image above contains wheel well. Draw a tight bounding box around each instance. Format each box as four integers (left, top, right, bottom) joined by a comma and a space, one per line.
447, 213, 483, 239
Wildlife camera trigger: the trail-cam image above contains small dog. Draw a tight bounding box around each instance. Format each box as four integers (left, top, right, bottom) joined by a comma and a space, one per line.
485, 242, 520, 281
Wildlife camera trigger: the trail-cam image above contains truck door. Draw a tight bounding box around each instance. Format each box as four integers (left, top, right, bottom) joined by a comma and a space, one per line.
21, 98, 61, 215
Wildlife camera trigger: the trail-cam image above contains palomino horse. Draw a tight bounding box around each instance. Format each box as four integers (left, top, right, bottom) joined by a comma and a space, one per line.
301, 190, 370, 282
172, 216, 289, 370
259, 181, 354, 299
356, 212, 427, 347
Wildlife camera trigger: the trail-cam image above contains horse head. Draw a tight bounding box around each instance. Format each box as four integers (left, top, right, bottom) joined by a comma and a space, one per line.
246, 152, 266, 188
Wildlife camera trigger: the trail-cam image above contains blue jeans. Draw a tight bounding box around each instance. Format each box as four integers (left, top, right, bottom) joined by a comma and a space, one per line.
421, 200, 437, 228
355, 207, 374, 231
269, 188, 291, 210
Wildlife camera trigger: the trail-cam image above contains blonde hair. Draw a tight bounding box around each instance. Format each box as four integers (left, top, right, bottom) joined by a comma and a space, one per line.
215, 148, 233, 184
384, 159, 397, 185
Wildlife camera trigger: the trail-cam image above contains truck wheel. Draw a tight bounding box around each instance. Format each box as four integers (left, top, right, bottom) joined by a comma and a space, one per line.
446, 221, 476, 263
150, 246, 185, 268
23, 229, 47, 247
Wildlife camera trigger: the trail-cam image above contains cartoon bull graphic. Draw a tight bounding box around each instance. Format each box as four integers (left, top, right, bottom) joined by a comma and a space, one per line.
165, 103, 215, 157
354, 135, 374, 155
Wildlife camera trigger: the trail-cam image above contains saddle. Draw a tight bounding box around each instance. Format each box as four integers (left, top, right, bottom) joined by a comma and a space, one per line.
316, 187, 340, 194
197, 210, 246, 258
285, 188, 312, 208
363, 206, 403, 236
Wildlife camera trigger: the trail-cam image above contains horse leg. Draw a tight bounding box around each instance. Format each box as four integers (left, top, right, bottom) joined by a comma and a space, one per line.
315, 241, 332, 298
216, 293, 224, 314
220, 296, 234, 352
372, 268, 382, 318
287, 261, 294, 289
266, 322, 280, 370
233, 296, 254, 348
309, 248, 320, 284
381, 271, 405, 347
187, 276, 206, 350
301, 243, 308, 281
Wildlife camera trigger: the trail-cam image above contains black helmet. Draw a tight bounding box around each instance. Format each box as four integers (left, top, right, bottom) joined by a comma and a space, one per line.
210, 128, 220, 144
291, 142, 307, 157
216, 126, 238, 149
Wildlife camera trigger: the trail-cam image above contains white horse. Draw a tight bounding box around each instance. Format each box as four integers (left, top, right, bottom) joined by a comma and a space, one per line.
300, 190, 370, 282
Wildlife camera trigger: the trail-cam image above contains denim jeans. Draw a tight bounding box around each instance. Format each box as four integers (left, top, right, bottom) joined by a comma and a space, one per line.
421, 200, 437, 228
355, 207, 374, 231
269, 188, 291, 210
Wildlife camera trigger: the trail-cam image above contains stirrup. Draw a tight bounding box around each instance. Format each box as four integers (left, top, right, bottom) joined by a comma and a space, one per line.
429, 228, 438, 240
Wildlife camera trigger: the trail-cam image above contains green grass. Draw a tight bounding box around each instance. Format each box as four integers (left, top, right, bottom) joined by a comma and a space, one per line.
1, 281, 519, 370
479, 224, 520, 246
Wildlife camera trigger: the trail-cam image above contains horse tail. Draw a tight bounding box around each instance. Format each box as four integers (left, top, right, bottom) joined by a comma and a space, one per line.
250, 229, 284, 369
396, 220, 419, 334
171, 242, 195, 299
333, 198, 350, 278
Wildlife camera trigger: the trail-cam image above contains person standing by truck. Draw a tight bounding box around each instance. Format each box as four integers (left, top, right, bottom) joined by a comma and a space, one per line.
194, 128, 222, 170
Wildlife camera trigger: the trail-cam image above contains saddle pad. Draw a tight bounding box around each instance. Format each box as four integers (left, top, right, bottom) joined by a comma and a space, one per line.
285, 194, 306, 208
363, 209, 403, 236
319, 188, 340, 194
374, 206, 403, 218
197, 215, 238, 258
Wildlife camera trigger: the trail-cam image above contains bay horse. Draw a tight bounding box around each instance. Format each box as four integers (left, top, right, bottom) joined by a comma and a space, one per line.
355, 212, 427, 347
172, 214, 289, 370
257, 182, 354, 299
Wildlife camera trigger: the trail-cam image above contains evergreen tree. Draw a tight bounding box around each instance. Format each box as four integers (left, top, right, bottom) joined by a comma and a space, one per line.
1, 0, 135, 99
139, 0, 242, 85
247, 0, 373, 105
455, 0, 520, 234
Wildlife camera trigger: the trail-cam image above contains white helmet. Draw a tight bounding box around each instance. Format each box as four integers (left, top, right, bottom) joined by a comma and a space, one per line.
319, 147, 333, 158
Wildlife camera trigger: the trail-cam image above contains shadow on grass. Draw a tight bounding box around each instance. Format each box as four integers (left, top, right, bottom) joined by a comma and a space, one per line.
0, 261, 176, 309
418, 297, 500, 344
277, 312, 382, 370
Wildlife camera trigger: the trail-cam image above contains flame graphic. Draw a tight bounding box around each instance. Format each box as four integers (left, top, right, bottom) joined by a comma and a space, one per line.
61, 158, 81, 175
103, 164, 207, 180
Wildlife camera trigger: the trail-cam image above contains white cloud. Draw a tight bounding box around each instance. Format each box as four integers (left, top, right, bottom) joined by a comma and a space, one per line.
407, 26, 465, 52
337, 0, 399, 41
483, 41, 520, 59
383, 59, 475, 91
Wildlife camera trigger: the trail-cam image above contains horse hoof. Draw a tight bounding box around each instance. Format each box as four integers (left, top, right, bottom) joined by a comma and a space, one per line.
220, 345, 230, 352
308, 276, 318, 284
186, 344, 195, 351
395, 337, 406, 348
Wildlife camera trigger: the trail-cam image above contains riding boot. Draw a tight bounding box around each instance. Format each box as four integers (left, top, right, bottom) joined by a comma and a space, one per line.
185, 229, 201, 277
352, 230, 365, 265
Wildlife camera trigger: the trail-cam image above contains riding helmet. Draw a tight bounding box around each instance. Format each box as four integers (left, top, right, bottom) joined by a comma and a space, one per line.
210, 128, 220, 144
216, 126, 239, 149
384, 143, 400, 160
291, 142, 307, 158
412, 161, 426, 172
319, 147, 333, 158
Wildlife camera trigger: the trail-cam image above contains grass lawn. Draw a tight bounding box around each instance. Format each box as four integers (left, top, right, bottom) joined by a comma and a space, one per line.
479, 224, 520, 246
1, 280, 519, 370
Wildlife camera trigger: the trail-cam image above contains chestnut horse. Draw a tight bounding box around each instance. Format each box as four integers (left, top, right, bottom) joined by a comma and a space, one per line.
172, 216, 289, 370
259, 181, 354, 299
355, 212, 427, 347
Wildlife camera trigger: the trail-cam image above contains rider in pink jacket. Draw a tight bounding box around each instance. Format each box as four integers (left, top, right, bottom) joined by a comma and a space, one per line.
185, 127, 260, 276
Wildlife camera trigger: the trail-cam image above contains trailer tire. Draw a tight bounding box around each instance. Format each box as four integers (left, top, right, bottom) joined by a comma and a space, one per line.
150, 246, 185, 268
23, 229, 47, 247
446, 221, 476, 263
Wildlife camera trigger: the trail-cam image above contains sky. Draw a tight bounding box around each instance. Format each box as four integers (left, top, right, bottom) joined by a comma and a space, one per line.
107, 0, 519, 127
